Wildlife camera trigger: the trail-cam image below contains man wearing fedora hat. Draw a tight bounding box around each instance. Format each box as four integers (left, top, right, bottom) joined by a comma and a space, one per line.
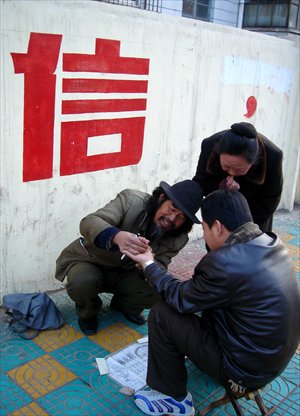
55, 180, 204, 335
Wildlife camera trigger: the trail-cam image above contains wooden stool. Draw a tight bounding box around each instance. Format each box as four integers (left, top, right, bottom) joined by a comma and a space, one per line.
199, 380, 275, 415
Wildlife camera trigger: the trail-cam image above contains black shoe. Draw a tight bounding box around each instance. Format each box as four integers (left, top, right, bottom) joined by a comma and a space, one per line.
78, 316, 98, 335
110, 303, 146, 325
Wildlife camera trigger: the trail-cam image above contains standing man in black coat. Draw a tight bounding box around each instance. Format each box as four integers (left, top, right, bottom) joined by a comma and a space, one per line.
193, 122, 283, 232
121, 190, 299, 416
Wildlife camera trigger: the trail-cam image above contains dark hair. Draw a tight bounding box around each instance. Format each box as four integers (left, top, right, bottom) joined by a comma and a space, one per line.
146, 186, 194, 235
200, 190, 253, 231
215, 122, 259, 164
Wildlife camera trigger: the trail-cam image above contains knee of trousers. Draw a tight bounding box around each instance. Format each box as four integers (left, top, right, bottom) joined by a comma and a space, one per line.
66, 270, 102, 299
148, 302, 172, 327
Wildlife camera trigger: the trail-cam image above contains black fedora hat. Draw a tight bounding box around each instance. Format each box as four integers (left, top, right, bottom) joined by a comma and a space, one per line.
160, 180, 204, 224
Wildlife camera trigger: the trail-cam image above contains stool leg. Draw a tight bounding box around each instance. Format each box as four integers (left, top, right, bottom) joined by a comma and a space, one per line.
253, 391, 269, 415
199, 392, 231, 415
225, 388, 245, 416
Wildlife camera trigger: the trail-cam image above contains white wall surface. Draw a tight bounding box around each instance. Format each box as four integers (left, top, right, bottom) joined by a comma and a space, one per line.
1, 0, 299, 297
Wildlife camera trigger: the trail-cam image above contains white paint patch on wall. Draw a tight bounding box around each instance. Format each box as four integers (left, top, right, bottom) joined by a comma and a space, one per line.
222, 57, 293, 94
87, 133, 122, 156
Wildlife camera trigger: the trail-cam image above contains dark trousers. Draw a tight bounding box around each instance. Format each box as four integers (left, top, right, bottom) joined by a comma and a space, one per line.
146, 302, 223, 400
66, 262, 161, 319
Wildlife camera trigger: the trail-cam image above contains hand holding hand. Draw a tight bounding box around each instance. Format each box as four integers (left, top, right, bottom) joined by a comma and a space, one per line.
122, 247, 154, 266
113, 231, 150, 255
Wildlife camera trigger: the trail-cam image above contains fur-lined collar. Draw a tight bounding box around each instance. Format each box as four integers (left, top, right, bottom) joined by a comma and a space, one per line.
225, 222, 262, 246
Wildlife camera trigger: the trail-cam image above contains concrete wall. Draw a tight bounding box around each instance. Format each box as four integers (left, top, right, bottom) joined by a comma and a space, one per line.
1, 0, 299, 297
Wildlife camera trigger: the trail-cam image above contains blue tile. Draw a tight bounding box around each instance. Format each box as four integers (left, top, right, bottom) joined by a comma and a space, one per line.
256, 377, 296, 412
187, 360, 221, 398
280, 354, 300, 387
283, 388, 300, 414
0, 372, 32, 413
37, 378, 137, 416
287, 235, 299, 245
50, 337, 107, 383
269, 386, 300, 415
0, 330, 46, 372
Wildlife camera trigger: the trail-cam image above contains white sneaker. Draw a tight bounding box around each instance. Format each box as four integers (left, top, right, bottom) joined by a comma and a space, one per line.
134, 388, 195, 415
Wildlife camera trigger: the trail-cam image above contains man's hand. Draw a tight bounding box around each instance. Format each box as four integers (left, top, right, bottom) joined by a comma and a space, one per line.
226, 176, 240, 191
122, 247, 154, 267
113, 231, 150, 255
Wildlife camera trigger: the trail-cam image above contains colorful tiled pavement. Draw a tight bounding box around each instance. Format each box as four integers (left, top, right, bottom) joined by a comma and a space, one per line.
1, 206, 299, 416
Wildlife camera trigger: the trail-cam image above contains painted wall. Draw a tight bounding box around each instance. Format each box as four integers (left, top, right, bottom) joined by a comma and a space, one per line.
1, 0, 299, 298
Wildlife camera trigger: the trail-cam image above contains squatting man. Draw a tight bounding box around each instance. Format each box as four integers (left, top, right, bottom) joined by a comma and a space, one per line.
55, 179, 204, 335
122, 190, 300, 416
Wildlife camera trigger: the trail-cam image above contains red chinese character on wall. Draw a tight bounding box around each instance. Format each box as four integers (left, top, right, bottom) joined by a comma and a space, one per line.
11, 33, 150, 182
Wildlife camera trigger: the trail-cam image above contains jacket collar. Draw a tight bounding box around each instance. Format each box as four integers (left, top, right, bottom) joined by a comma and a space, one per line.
225, 222, 262, 246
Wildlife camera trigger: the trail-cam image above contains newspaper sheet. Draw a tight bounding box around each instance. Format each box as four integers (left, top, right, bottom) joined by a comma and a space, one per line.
106, 341, 148, 391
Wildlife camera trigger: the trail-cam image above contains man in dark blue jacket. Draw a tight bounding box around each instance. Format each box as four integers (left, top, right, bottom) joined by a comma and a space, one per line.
122, 190, 300, 416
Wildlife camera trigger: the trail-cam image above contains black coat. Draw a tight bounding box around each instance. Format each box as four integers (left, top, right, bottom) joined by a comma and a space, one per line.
193, 131, 283, 232
144, 233, 300, 389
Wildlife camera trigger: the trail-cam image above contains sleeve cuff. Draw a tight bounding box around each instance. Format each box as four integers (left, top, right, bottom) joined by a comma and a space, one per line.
94, 227, 120, 250
142, 260, 155, 271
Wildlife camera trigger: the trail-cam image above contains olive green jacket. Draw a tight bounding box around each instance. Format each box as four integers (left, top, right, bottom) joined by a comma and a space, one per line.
55, 189, 189, 282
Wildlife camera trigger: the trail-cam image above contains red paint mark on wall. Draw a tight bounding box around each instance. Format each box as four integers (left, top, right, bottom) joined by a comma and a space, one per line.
244, 96, 257, 118
63, 38, 149, 74
11, 34, 149, 182
11, 33, 62, 182
62, 98, 147, 114
63, 78, 148, 93
60, 118, 145, 176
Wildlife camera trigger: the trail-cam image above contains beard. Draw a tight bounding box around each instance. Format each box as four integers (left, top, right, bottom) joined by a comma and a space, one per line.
146, 221, 166, 242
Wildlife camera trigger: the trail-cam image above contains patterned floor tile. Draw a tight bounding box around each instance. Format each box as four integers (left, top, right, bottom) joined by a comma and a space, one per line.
278, 232, 297, 245
267, 385, 300, 415
33, 324, 84, 352
285, 244, 300, 258
7, 354, 77, 399
288, 236, 300, 246
36, 378, 137, 416
89, 322, 142, 352
257, 377, 297, 411
50, 337, 107, 382
9, 401, 48, 416
186, 359, 221, 397
0, 373, 32, 414
280, 354, 300, 386
0, 334, 45, 372
85, 364, 127, 393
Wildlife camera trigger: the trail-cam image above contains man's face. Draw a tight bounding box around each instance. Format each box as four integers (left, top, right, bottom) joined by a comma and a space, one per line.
220, 154, 252, 177
154, 199, 186, 232
201, 220, 225, 251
